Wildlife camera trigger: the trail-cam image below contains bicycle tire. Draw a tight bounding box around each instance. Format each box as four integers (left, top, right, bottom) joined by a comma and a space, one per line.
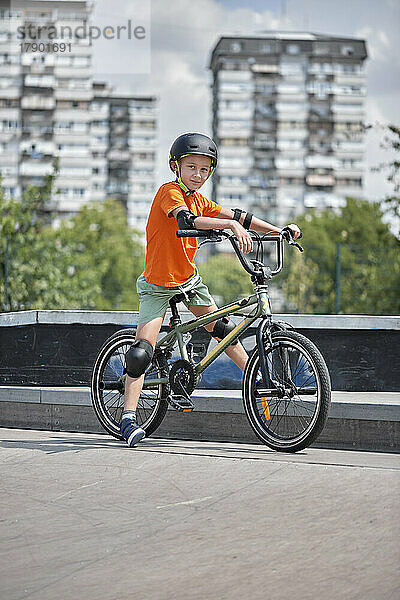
243, 330, 331, 452
91, 328, 169, 439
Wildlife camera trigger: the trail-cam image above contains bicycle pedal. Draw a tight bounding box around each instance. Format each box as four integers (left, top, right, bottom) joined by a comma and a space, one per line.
168, 395, 194, 412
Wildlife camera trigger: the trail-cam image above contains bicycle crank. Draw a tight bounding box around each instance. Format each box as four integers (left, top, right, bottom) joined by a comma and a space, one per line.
168, 359, 196, 412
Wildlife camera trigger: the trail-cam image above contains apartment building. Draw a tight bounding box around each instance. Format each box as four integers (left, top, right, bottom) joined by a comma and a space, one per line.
209, 33, 368, 224
0, 0, 157, 232
107, 93, 158, 231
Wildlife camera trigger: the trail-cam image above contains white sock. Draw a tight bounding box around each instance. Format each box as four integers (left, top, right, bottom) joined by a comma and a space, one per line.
122, 410, 136, 421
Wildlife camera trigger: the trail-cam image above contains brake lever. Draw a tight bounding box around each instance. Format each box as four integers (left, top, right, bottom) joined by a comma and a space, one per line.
198, 237, 222, 247
291, 241, 304, 252
198, 229, 223, 246
281, 227, 304, 252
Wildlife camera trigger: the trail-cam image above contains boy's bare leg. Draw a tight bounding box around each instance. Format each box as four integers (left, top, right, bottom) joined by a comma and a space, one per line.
124, 315, 165, 411
188, 304, 248, 372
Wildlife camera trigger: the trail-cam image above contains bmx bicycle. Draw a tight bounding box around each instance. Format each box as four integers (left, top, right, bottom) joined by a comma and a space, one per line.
91, 228, 331, 452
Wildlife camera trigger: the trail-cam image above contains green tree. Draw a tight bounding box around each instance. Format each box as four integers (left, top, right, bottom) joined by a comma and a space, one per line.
55, 199, 144, 310
280, 197, 400, 315
1, 172, 144, 310
198, 254, 253, 305
0, 165, 59, 310
371, 123, 400, 239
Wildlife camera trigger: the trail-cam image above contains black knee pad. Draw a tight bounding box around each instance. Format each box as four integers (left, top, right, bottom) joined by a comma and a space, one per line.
211, 317, 238, 345
125, 339, 154, 378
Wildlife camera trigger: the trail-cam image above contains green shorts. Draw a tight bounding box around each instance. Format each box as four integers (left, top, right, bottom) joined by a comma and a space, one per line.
136, 271, 215, 324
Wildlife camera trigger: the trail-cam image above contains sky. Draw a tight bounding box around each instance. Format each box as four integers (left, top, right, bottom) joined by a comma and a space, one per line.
89, 0, 400, 201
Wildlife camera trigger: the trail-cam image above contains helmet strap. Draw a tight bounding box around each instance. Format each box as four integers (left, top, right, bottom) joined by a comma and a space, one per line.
173, 160, 194, 195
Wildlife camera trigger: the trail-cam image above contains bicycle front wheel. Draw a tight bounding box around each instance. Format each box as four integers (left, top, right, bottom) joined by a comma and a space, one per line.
91, 328, 169, 439
243, 330, 331, 452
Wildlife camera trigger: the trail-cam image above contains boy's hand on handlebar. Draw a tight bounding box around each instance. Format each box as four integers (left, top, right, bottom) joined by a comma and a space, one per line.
284, 224, 302, 240
230, 221, 253, 254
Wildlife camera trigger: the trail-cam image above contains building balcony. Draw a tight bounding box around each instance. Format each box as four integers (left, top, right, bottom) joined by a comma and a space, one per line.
90, 126, 108, 137
20, 161, 53, 176
306, 155, 338, 169
54, 67, 92, 79
218, 70, 252, 82
217, 128, 251, 139
0, 65, 20, 77
107, 150, 130, 161
24, 75, 56, 88
0, 129, 20, 141
20, 141, 55, 156
129, 127, 157, 138
0, 108, 19, 119
251, 138, 275, 150
54, 109, 90, 122
57, 149, 91, 159
55, 88, 93, 101
306, 174, 335, 186
332, 92, 366, 102
21, 124, 52, 135
50, 197, 88, 213
304, 192, 346, 209
277, 129, 308, 140
276, 167, 305, 178
21, 96, 55, 110
219, 146, 251, 157
335, 184, 363, 197
335, 168, 363, 178
250, 64, 279, 74
128, 192, 154, 202
334, 73, 366, 84
0, 87, 20, 99
129, 175, 154, 185
216, 183, 249, 194
129, 108, 158, 118
129, 138, 157, 149
334, 142, 364, 153
214, 166, 250, 177
217, 109, 253, 120
218, 90, 253, 102
54, 132, 90, 145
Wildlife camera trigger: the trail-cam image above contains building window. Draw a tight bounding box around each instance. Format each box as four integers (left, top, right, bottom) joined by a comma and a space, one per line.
287, 44, 300, 55
260, 43, 272, 54
230, 41, 243, 53
341, 46, 354, 56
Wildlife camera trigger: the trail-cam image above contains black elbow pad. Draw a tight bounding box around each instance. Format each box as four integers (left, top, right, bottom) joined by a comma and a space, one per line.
176, 209, 197, 230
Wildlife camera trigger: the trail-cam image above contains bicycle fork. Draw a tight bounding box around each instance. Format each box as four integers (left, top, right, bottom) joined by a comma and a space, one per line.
256, 318, 272, 389
256, 319, 294, 396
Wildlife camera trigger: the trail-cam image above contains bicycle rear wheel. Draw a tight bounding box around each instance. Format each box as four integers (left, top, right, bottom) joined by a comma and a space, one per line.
91, 328, 169, 439
243, 330, 331, 452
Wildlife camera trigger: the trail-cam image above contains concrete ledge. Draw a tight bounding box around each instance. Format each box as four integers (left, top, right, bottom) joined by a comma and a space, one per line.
1, 310, 399, 329
0, 387, 399, 452
1, 387, 399, 421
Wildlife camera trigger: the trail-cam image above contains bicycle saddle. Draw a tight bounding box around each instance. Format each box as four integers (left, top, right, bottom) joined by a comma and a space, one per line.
169, 290, 196, 307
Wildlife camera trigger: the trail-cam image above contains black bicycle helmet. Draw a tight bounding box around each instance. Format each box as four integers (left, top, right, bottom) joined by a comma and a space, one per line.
169, 133, 218, 170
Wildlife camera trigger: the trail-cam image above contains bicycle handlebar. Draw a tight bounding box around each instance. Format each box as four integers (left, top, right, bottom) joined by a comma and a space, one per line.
176, 227, 303, 278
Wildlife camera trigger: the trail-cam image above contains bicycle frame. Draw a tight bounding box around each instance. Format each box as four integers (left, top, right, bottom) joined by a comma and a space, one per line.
142, 229, 303, 390
142, 290, 272, 388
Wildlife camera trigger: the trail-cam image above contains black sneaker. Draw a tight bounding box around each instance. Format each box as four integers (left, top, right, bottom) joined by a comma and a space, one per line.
120, 418, 146, 447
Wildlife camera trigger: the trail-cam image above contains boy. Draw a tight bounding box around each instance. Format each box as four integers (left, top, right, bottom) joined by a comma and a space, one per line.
121, 132, 301, 447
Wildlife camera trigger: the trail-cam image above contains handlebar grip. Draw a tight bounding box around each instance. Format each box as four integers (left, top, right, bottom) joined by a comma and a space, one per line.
176, 230, 211, 238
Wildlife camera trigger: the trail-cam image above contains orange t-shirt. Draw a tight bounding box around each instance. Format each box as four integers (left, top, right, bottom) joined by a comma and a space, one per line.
144, 181, 222, 287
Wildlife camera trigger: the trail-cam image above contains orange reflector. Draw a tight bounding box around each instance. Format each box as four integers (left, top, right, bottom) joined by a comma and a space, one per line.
261, 397, 271, 420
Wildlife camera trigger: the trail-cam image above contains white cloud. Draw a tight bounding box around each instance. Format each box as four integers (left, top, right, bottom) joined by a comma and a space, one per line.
355, 26, 389, 61
92, 0, 399, 200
